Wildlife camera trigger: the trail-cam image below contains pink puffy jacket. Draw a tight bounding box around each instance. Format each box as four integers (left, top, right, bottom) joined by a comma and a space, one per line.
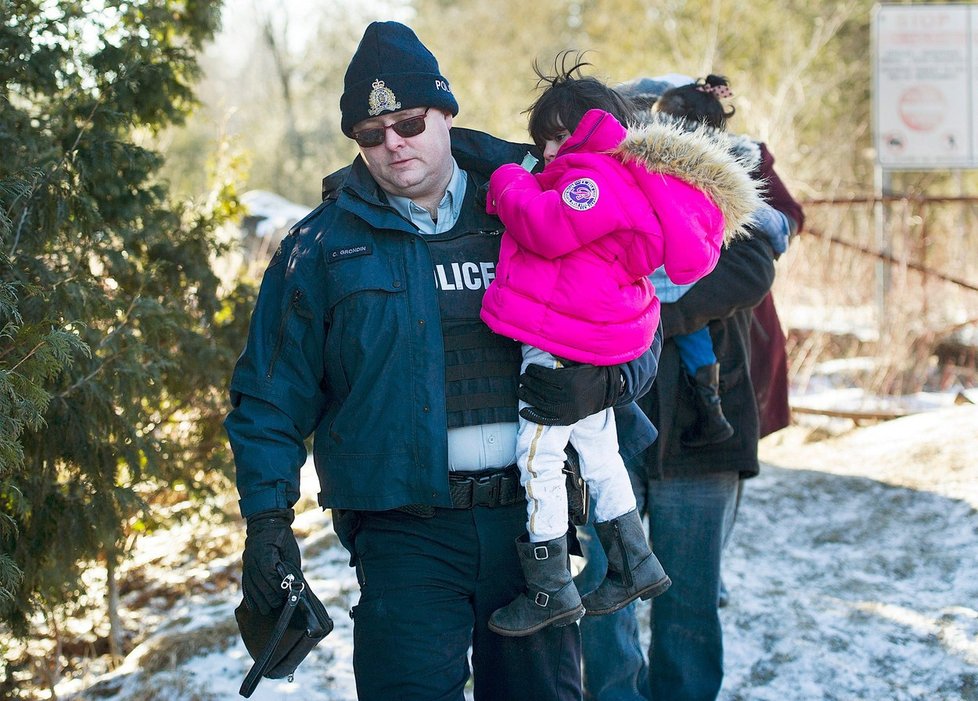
480, 108, 762, 365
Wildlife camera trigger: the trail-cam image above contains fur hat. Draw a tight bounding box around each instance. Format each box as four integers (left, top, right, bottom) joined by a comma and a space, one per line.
616, 74, 695, 109
340, 22, 459, 137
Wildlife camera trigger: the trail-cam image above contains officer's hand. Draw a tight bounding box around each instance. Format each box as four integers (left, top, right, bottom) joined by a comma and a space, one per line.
241, 508, 303, 615
518, 363, 624, 426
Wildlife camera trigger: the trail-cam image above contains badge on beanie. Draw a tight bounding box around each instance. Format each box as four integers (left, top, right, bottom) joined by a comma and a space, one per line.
368, 79, 401, 116
562, 178, 600, 211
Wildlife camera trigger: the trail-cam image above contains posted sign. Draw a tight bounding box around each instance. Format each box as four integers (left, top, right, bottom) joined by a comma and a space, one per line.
873, 4, 977, 169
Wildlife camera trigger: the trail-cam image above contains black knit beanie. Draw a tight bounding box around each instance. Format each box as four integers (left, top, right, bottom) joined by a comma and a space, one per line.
340, 21, 459, 137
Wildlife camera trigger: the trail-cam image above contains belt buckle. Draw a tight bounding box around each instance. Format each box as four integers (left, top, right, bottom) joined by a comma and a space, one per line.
472, 474, 500, 507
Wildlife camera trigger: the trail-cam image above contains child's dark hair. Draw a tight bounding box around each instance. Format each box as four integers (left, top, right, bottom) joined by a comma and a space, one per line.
525, 51, 635, 151
654, 74, 736, 130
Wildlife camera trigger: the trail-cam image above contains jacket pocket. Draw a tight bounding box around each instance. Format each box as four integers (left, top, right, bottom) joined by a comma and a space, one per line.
323, 255, 408, 397
324, 249, 406, 314
266, 288, 314, 379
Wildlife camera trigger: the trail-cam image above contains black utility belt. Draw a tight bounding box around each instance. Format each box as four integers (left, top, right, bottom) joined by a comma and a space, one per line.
448, 466, 524, 509
396, 466, 525, 517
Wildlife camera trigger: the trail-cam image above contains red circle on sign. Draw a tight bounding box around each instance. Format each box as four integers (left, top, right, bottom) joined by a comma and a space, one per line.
898, 84, 945, 132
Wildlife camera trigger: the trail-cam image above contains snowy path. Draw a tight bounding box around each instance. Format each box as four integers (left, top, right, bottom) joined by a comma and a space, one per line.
64, 406, 978, 701
721, 465, 978, 700
720, 407, 978, 701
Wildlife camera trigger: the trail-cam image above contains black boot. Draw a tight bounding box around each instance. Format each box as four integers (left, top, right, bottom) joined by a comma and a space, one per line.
681, 363, 734, 448
581, 509, 670, 616
489, 534, 584, 637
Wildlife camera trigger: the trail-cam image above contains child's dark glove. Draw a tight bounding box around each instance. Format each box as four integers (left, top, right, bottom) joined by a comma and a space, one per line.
241, 508, 302, 615
518, 363, 624, 426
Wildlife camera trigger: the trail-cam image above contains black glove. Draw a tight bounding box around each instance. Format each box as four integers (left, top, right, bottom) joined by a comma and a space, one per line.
518, 362, 624, 426
242, 508, 303, 615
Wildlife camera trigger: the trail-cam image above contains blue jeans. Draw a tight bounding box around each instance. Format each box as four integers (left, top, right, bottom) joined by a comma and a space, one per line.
576, 470, 740, 701
718, 479, 745, 607
576, 520, 649, 701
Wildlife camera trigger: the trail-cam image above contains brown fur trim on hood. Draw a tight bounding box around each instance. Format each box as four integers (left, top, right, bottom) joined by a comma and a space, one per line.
615, 118, 764, 244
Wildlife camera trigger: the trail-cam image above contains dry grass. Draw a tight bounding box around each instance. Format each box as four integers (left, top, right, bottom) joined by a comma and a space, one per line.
130, 617, 239, 674
774, 195, 978, 396
72, 671, 222, 701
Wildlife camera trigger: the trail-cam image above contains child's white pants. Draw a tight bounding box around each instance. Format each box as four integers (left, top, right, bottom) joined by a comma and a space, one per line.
517, 346, 638, 542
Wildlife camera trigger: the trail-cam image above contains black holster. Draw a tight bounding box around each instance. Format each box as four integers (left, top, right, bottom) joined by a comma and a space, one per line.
563, 447, 589, 527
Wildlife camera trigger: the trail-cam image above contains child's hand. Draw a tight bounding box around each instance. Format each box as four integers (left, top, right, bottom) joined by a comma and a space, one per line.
487, 163, 532, 213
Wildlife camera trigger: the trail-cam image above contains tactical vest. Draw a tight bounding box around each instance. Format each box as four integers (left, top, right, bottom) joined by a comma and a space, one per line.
424, 177, 522, 429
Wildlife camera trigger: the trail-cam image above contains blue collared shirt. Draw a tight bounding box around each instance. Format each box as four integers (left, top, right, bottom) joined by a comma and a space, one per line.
387, 158, 467, 235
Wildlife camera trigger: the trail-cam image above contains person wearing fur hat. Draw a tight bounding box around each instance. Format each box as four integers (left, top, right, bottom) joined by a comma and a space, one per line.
651, 75, 803, 446
225, 21, 665, 701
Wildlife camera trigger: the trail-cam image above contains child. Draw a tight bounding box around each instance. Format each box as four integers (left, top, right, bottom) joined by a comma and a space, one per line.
648, 74, 794, 447
480, 55, 763, 637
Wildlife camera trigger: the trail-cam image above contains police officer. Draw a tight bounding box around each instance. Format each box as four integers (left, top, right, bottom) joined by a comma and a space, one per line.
225, 22, 660, 701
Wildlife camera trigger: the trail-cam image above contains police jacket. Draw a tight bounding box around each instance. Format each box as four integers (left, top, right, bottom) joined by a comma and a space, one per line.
225, 128, 660, 517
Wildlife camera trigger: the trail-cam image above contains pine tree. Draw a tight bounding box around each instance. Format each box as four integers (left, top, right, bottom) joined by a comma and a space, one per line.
0, 0, 249, 661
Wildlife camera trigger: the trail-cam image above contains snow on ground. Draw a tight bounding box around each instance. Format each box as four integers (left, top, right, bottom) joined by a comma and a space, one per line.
722, 405, 978, 701
60, 404, 978, 701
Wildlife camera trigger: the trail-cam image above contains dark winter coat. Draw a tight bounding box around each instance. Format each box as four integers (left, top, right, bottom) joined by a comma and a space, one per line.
634, 229, 776, 480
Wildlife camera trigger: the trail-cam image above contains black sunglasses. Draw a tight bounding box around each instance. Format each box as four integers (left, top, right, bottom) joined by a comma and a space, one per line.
352, 108, 430, 148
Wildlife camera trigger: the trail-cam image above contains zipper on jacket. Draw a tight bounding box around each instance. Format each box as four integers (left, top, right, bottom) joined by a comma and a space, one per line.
426, 227, 503, 243
266, 289, 305, 378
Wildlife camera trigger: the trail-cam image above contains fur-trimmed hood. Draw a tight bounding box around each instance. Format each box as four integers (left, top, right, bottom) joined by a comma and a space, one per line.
617, 114, 764, 243
638, 112, 763, 170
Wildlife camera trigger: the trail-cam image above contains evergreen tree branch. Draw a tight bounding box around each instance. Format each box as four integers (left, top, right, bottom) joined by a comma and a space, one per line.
7, 62, 137, 258
6, 341, 45, 375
